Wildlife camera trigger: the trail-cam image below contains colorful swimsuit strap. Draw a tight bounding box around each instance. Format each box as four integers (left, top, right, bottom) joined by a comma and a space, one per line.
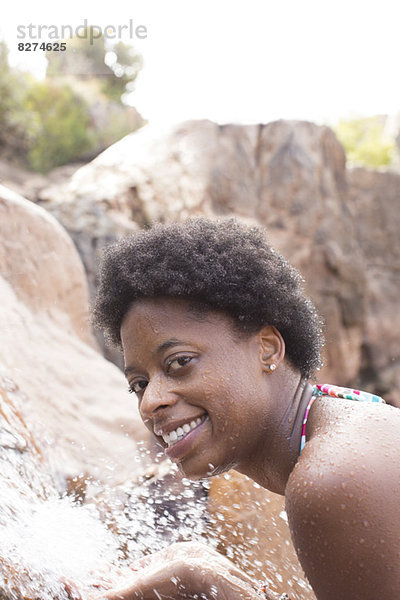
299, 383, 385, 454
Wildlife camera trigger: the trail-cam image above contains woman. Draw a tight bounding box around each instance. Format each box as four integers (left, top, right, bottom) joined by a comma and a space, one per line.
92, 218, 400, 600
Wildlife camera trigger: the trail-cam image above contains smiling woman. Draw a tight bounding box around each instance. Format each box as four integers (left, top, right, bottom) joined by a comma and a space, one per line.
92, 218, 400, 600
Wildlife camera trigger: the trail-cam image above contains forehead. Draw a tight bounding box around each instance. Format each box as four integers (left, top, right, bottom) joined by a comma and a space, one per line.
120, 297, 235, 351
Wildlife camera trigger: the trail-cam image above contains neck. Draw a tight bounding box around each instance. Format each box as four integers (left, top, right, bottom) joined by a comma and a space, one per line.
237, 371, 314, 495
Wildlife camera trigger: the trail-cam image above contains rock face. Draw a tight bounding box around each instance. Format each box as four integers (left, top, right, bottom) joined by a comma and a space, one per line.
347, 167, 400, 404
0, 184, 148, 486
38, 119, 400, 403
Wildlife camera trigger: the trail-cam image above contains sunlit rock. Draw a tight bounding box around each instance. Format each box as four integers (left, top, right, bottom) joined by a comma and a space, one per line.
0, 184, 149, 486
36, 119, 399, 402
347, 167, 400, 407
0, 185, 159, 598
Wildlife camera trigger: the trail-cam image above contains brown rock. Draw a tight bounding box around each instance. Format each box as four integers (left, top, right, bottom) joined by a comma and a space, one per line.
38, 119, 385, 391
347, 167, 400, 406
0, 159, 83, 203
0, 184, 148, 486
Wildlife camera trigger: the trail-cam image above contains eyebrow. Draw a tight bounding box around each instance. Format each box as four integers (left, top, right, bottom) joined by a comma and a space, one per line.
124, 365, 138, 376
124, 338, 186, 377
156, 338, 185, 353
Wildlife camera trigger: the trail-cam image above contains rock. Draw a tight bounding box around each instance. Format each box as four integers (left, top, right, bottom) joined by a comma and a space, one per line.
0, 158, 86, 206
0, 159, 49, 201
36, 119, 396, 397
347, 167, 400, 406
0, 184, 149, 487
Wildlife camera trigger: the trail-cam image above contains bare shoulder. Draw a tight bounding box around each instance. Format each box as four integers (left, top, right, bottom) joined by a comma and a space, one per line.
285, 399, 400, 600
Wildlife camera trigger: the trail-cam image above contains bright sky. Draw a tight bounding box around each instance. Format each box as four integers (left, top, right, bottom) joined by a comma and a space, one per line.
1, 0, 399, 126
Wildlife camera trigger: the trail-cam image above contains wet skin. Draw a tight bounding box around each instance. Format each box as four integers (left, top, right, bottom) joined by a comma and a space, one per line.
287, 397, 400, 599
120, 297, 400, 600
121, 296, 310, 491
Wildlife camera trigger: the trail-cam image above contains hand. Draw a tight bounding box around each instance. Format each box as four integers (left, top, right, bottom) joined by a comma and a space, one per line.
91, 542, 277, 600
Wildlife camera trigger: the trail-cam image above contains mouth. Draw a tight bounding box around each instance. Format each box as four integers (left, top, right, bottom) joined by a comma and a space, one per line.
158, 414, 208, 448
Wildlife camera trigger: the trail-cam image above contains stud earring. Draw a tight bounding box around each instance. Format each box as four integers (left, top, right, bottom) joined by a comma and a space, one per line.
269, 363, 277, 371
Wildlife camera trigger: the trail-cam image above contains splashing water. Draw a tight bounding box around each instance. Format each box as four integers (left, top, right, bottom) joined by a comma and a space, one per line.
0, 372, 314, 600
0, 375, 209, 600
0, 494, 121, 600
0, 469, 210, 600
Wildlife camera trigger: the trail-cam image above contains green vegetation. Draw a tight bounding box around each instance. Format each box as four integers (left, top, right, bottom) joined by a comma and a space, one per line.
25, 82, 93, 172
46, 29, 142, 101
0, 41, 33, 156
334, 116, 398, 169
0, 32, 142, 173
101, 41, 142, 102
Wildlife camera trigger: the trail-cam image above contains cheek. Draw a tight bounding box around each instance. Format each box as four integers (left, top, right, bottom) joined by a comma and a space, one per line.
140, 412, 153, 429
201, 373, 247, 422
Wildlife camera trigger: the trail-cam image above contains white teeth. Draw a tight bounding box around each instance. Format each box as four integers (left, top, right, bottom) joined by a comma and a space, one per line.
160, 416, 205, 446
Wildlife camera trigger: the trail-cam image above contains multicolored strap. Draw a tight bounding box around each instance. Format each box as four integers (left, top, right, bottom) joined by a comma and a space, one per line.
314, 383, 385, 404
299, 383, 385, 454
299, 394, 317, 453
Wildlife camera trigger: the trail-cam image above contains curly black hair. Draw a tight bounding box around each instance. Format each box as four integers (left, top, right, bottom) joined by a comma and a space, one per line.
92, 218, 323, 378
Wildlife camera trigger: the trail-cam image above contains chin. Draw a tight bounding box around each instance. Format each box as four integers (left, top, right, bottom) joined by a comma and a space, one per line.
177, 458, 235, 481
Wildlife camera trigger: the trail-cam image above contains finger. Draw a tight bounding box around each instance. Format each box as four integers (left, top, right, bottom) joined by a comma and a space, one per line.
62, 579, 84, 600
229, 569, 256, 588
97, 559, 197, 600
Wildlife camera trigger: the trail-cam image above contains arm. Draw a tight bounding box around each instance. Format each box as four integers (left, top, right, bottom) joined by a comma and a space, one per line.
93, 542, 281, 600
285, 442, 400, 600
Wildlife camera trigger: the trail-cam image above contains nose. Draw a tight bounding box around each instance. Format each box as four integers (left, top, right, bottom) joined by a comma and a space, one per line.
139, 376, 177, 423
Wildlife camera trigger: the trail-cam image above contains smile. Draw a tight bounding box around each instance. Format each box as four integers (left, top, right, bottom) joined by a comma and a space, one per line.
160, 415, 207, 447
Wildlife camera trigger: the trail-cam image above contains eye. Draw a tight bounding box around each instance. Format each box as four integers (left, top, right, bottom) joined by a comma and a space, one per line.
128, 379, 148, 394
166, 356, 193, 373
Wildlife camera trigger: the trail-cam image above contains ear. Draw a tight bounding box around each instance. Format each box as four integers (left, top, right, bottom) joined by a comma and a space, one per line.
258, 326, 286, 373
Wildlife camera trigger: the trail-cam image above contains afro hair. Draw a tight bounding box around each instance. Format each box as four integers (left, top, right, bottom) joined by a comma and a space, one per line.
92, 218, 323, 378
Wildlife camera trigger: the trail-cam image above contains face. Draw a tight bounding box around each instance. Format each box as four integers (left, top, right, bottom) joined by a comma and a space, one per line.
121, 297, 275, 480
